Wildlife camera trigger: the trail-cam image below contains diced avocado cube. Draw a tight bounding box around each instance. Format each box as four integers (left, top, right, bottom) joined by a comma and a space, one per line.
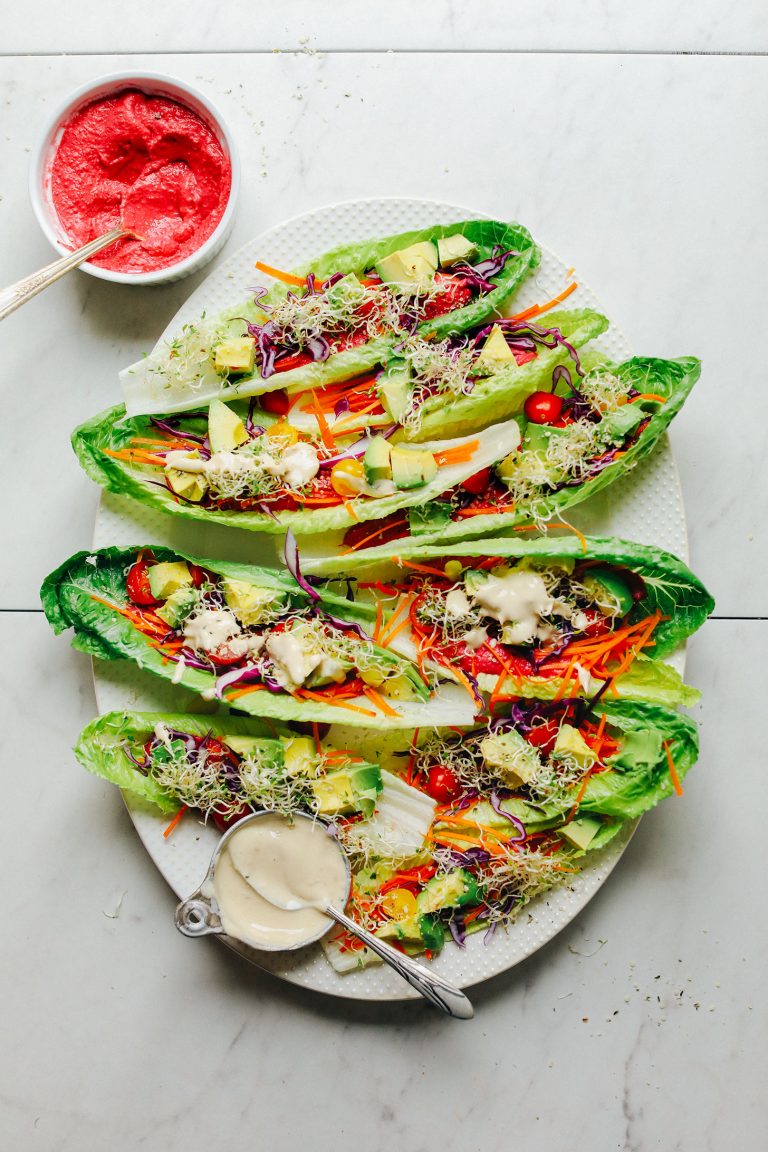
475, 324, 516, 372
147, 561, 194, 601
363, 435, 393, 484
324, 272, 363, 308
390, 445, 438, 490
416, 868, 482, 914
165, 467, 208, 503
610, 727, 663, 771
282, 735, 319, 777
374, 241, 439, 288
559, 814, 603, 851
378, 673, 421, 702
312, 762, 383, 818
213, 337, 256, 376
408, 501, 453, 537
552, 724, 595, 767
479, 729, 541, 788
522, 421, 568, 455
600, 403, 645, 443
155, 586, 199, 627
222, 735, 267, 758
582, 567, 635, 617
305, 656, 353, 689
377, 913, 445, 955
378, 360, 412, 422
208, 398, 249, 454
437, 234, 478, 268
222, 578, 283, 627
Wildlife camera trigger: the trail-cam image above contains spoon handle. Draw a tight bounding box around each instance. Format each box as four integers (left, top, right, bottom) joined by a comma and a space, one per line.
324, 905, 474, 1020
0, 226, 129, 321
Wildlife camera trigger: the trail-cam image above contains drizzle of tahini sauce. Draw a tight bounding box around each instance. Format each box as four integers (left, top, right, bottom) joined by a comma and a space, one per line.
471, 570, 554, 644
212, 815, 349, 950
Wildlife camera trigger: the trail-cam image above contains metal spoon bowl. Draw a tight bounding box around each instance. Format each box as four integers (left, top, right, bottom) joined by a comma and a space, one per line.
175, 811, 474, 1020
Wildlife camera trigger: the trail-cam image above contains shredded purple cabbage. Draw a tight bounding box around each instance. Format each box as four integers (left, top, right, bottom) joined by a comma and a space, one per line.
283, 529, 321, 601
488, 793, 527, 840
448, 918, 467, 948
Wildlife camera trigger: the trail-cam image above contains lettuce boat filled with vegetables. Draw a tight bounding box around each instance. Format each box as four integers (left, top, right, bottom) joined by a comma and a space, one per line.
73, 399, 525, 535
316, 354, 700, 553
305, 534, 713, 708
322, 700, 698, 969
238, 305, 608, 441
41, 545, 476, 727
73, 701, 698, 969
120, 220, 540, 417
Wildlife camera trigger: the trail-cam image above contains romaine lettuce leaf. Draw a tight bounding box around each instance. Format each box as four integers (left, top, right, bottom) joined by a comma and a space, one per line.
120, 219, 540, 417
405, 308, 609, 441
41, 546, 478, 728
71, 410, 523, 536
304, 533, 714, 661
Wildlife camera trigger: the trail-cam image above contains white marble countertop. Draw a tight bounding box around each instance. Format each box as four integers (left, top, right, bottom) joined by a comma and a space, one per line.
1, 29, 766, 1152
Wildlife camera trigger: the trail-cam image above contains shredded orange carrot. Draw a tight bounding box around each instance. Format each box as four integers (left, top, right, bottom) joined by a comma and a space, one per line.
445, 663, 482, 710
341, 497, 360, 522
565, 266, 575, 279
433, 440, 479, 467
297, 691, 377, 718
332, 399, 383, 428
554, 656, 580, 702
663, 739, 684, 796
631, 393, 667, 404
378, 593, 416, 644
552, 520, 588, 554
339, 517, 408, 555
394, 557, 450, 580
310, 391, 337, 451
509, 280, 578, 323
163, 804, 188, 839
378, 614, 412, 649
566, 771, 593, 822
104, 448, 167, 467
363, 687, 401, 718
226, 684, 267, 700
254, 260, 306, 287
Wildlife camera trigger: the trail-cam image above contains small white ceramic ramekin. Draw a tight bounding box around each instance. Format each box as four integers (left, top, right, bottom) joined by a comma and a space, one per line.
29, 71, 240, 286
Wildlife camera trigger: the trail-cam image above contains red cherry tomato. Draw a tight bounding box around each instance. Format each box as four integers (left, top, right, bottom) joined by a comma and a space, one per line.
524, 391, 564, 425
526, 719, 559, 755
188, 563, 210, 588
260, 388, 290, 415
424, 765, 462, 804
208, 645, 246, 668
460, 467, 492, 496
581, 608, 611, 639
126, 555, 159, 606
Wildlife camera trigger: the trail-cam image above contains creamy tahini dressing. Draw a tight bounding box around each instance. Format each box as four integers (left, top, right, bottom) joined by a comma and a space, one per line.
212, 815, 349, 950
165, 442, 321, 491
467, 569, 587, 645
183, 607, 241, 653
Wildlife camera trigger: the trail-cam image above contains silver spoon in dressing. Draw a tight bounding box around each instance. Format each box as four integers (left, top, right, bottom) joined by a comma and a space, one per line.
176, 812, 474, 1020
232, 841, 474, 1021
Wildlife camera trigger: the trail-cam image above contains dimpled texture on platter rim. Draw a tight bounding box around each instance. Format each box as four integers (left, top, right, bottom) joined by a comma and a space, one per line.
91, 198, 688, 1001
